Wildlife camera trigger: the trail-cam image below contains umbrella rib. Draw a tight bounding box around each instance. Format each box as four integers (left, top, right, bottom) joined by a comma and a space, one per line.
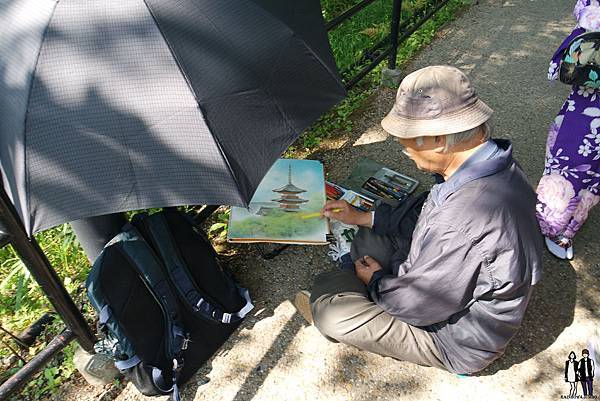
140, 0, 246, 206
21, 0, 60, 235
140, 0, 200, 103
248, 0, 343, 89
296, 32, 346, 94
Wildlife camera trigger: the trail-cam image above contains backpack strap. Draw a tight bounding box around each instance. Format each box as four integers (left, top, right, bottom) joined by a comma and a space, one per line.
117, 225, 189, 400
87, 240, 138, 359
217, 287, 254, 323
119, 224, 189, 355
139, 213, 254, 324
114, 355, 142, 370
151, 364, 181, 401
87, 225, 187, 401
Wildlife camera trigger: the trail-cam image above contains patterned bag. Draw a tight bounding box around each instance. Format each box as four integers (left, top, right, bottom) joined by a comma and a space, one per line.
559, 31, 600, 88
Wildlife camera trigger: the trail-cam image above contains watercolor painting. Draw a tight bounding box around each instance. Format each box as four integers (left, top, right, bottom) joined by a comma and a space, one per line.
228, 159, 328, 244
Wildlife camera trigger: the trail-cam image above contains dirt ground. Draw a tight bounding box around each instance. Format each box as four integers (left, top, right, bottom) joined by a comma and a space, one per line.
54, 1, 600, 400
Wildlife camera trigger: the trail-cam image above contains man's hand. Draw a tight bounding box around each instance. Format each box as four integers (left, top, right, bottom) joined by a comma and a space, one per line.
355, 255, 382, 285
322, 200, 372, 227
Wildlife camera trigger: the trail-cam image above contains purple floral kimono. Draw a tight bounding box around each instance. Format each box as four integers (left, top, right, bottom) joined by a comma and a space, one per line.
536, 0, 600, 240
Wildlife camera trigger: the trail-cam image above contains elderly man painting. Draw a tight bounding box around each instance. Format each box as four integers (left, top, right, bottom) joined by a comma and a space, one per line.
295, 65, 543, 374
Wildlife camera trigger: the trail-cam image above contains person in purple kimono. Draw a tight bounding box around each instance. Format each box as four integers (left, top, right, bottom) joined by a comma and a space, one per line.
537, 0, 600, 260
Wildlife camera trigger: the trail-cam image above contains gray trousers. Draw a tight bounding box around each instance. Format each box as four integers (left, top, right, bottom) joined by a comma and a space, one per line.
310, 228, 446, 369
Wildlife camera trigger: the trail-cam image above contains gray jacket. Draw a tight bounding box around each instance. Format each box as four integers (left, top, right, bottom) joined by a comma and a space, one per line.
369, 139, 543, 374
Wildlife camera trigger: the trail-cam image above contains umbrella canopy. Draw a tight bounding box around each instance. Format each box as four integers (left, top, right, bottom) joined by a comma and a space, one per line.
0, 0, 345, 234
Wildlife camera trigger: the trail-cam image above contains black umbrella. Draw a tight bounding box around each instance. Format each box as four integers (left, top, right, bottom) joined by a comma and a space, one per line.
0, 0, 345, 235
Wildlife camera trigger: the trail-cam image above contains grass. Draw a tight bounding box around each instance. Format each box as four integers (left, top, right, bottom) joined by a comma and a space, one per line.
325, 0, 392, 74
0, 0, 472, 399
0, 225, 92, 400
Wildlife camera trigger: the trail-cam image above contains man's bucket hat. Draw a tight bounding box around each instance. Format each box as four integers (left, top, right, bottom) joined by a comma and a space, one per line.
381, 65, 493, 139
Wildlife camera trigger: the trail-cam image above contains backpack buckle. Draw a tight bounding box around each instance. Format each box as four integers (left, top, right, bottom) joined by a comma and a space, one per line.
172, 357, 183, 373
222, 313, 232, 324
181, 336, 190, 351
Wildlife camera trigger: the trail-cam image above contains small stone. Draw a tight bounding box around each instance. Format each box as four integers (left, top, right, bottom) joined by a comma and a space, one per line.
380, 68, 403, 88
73, 345, 121, 387
2, 355, 18, 368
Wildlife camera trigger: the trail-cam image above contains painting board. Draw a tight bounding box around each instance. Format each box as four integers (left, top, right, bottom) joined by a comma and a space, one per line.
228, 159, 328, 245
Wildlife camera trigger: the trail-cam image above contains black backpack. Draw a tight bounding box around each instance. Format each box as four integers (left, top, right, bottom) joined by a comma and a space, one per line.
86, 209, 253, 400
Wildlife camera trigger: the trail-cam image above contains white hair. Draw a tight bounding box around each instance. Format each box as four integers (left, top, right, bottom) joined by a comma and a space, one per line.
412, 122, 492, 151
443, 121, 492, 152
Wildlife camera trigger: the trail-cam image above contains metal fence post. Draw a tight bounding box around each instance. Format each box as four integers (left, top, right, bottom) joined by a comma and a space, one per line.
388, 0, 403, 70
0, 185, 96, 353
381, 0, 403, 87
0, 330, 76, 399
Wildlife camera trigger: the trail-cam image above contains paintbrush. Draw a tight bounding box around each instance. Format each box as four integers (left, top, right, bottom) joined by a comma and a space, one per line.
301, 208, 343, 219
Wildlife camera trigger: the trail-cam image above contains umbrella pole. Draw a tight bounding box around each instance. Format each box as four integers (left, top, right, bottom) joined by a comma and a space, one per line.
0, 185, 96, 352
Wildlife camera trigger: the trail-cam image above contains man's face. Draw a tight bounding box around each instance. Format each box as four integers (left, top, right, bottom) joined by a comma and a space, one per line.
396, 136, 447, 174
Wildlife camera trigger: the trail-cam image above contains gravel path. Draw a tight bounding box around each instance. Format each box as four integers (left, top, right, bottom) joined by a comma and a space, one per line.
56, 1, 600, 400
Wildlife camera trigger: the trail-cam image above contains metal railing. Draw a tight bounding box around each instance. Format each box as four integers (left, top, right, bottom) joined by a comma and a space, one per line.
0, 182, 95, 399
327, 0, 451, 88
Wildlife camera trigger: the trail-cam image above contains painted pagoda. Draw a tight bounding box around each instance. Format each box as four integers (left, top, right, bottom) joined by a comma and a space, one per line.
272, 164, 308, 212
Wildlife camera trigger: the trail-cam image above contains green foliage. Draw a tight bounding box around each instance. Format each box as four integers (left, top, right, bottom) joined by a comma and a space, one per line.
0, 224, 89, 399
7, 343, 77, 401
208, 208, 231, 240
325, 0, 391, 74
299, 84, 376, 148
321, 0, 362, 20
0, 225, 88, 327
298, 0, 470, 149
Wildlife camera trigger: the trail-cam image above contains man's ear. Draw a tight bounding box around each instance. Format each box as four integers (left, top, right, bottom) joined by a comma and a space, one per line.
433, 135, 447, 153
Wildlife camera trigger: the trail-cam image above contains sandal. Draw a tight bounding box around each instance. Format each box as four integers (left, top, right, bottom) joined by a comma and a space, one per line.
544, 236, 574, 260
545, 236, 567, 259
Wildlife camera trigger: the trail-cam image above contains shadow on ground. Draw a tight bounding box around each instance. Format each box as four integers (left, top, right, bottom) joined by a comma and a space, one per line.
479, 253, 577, 375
